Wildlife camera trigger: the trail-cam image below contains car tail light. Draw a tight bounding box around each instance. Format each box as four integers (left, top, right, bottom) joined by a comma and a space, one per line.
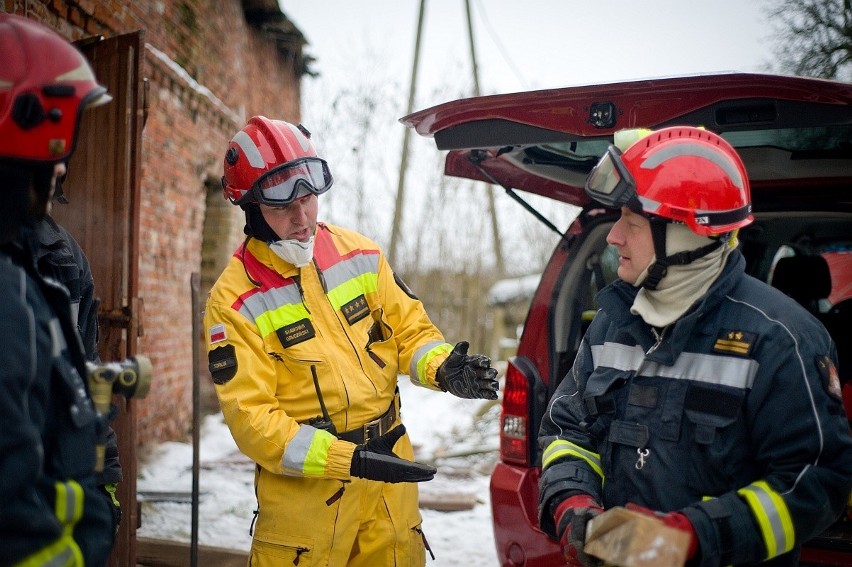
500, 359, 532, 466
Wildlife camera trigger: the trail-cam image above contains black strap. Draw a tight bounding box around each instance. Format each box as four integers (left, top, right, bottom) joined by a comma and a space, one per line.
337, 392, 399, 445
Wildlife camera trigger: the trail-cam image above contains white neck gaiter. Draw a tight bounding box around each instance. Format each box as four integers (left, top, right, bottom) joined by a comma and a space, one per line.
630, 224, 735, 327
268, 236, 315, 268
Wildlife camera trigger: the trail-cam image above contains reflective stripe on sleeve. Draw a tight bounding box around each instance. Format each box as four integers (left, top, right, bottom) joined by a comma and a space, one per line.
281, 425, 336, 477
15, 480, 87, 566
591, 342, 759, 390
737, 480, 795, 559
542, 438, 604, 481
411, 341, 453, 386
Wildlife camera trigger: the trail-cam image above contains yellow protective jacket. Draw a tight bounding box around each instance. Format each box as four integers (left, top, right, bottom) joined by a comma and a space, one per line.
204, 222, 452, 480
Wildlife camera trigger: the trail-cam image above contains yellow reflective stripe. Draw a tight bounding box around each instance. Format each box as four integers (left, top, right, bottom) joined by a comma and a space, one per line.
13, 536, 81, 566
737, 480, 795, 558
254, 302, 311, 338
282, 425, 336, 477
327, 272, 379, 312
415, 342, 453, 386
15, 481, 86, 566
54, 480, 84, 525
542, 439, 604, 481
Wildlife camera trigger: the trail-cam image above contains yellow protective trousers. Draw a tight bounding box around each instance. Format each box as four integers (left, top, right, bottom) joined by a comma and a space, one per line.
248, 432, 429, 567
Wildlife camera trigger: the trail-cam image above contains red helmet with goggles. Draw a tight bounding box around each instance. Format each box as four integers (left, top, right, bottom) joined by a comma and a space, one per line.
585, 126, 753, 236
0, 13, 111, 164
222, 116, 333, 206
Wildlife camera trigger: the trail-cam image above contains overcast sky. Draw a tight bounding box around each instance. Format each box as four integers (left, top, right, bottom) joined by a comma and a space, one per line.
275, 1, 782, 273
282, 0, 778, 105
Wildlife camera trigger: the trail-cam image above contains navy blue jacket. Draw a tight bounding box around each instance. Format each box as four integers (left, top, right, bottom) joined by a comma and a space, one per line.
539, 251, 852, 566
0, 226, 113, 566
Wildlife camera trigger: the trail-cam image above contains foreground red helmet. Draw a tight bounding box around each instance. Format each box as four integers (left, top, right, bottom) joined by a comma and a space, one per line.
0, 13, 110, 164
222, 116, 333, 206
586, 126, 753, 236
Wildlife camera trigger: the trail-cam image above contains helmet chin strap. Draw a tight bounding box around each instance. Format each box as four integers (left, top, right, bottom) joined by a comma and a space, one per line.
642, 217, 724, 291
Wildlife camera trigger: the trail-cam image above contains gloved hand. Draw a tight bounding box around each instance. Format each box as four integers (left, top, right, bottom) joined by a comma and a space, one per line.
625, 503, 698, 560
554, 494, 604, 567
349, 425, 437, 483
436, 341, 499, 400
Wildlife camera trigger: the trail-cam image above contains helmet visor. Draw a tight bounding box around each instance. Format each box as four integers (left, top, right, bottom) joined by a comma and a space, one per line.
584, 146, 641, 211
250, 157, 333, 205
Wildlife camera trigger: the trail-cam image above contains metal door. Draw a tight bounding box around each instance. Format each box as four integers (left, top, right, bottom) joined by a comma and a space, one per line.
52, 30, 146, 567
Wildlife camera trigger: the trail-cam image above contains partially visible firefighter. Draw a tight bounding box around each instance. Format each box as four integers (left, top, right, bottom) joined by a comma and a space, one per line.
538, 126, 852, 567
0, 13, 115, 566
204, 116, 500, 566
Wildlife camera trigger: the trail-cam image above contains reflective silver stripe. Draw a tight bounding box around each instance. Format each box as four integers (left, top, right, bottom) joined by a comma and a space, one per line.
591, 342, 758, 390
738, 481, 795, 557
41, 545, 76, 567
48, 318, 67, 359
321, 250, 379, 291
409, 340, 449, 385
281, 425, 320, 475
641, 143, 745, 189
237, 282, 302, 321
231, 130, 264, 168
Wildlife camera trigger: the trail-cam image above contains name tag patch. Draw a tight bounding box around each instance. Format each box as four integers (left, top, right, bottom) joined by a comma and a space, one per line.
713, 329, 756, 356
341, 294, 370, 325
276, 318, 316, 348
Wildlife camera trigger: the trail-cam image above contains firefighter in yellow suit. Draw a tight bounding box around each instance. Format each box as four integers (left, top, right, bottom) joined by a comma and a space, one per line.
204, 116, 500, 567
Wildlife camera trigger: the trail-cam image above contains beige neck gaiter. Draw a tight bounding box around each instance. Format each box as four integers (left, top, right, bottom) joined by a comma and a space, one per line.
630, 224, 735, 327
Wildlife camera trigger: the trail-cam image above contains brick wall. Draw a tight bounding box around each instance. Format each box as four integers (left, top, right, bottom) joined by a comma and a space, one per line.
2, 0, 304, 446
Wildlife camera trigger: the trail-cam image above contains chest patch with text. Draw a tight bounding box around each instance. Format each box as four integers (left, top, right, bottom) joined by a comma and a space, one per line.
276, 318, 316, 348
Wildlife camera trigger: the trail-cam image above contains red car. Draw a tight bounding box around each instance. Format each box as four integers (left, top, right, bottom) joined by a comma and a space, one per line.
403, 72, 852, 566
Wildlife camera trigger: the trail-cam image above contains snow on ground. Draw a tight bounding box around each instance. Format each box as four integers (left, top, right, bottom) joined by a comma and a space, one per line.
137, 376, 502, 566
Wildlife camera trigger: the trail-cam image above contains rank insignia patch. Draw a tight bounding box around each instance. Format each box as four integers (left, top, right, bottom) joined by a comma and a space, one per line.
713, 329, 756, 356
341, 294, 370, 325
816, 355, 843, 401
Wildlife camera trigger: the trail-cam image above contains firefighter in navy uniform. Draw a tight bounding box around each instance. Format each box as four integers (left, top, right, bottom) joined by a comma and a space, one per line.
205, 116, 499, 566
0, 13, 114, 566
35, 209, 124, 537
538, 126, 852, 567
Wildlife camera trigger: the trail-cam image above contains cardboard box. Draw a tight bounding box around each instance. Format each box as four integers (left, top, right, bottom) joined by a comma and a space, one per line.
585, 506, 691, 567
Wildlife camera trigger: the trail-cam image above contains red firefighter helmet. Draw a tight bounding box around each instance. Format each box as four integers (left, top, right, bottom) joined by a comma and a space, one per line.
222, 116, 333, 206
585, 126, 753, 236
0, 13, 110, 164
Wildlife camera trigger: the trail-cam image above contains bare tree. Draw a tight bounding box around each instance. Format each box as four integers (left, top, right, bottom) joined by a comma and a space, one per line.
767, 0, 852, 80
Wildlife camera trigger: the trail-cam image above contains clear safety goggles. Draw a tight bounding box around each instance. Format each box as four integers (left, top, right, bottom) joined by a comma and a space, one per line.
248, 157, 333, 206
584, 145, 642, 211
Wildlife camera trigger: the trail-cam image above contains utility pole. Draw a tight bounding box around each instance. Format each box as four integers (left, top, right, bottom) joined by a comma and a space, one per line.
465, 0, 506, 277
388, 0, 427, 267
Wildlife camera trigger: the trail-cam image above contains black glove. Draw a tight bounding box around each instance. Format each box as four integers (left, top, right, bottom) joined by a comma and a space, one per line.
349, 425, 436, 483
436, 341, 499, 400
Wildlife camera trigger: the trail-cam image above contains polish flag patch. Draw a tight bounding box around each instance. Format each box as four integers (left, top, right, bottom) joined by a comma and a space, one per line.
209, 323, 227, 344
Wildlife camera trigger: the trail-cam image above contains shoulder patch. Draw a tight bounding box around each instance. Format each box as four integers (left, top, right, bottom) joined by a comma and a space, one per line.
394, 272, 418, 300
209, 323, 227, 344
712, 329, 756, 356
816, 355, 843, 401
208, 345, 237, 385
